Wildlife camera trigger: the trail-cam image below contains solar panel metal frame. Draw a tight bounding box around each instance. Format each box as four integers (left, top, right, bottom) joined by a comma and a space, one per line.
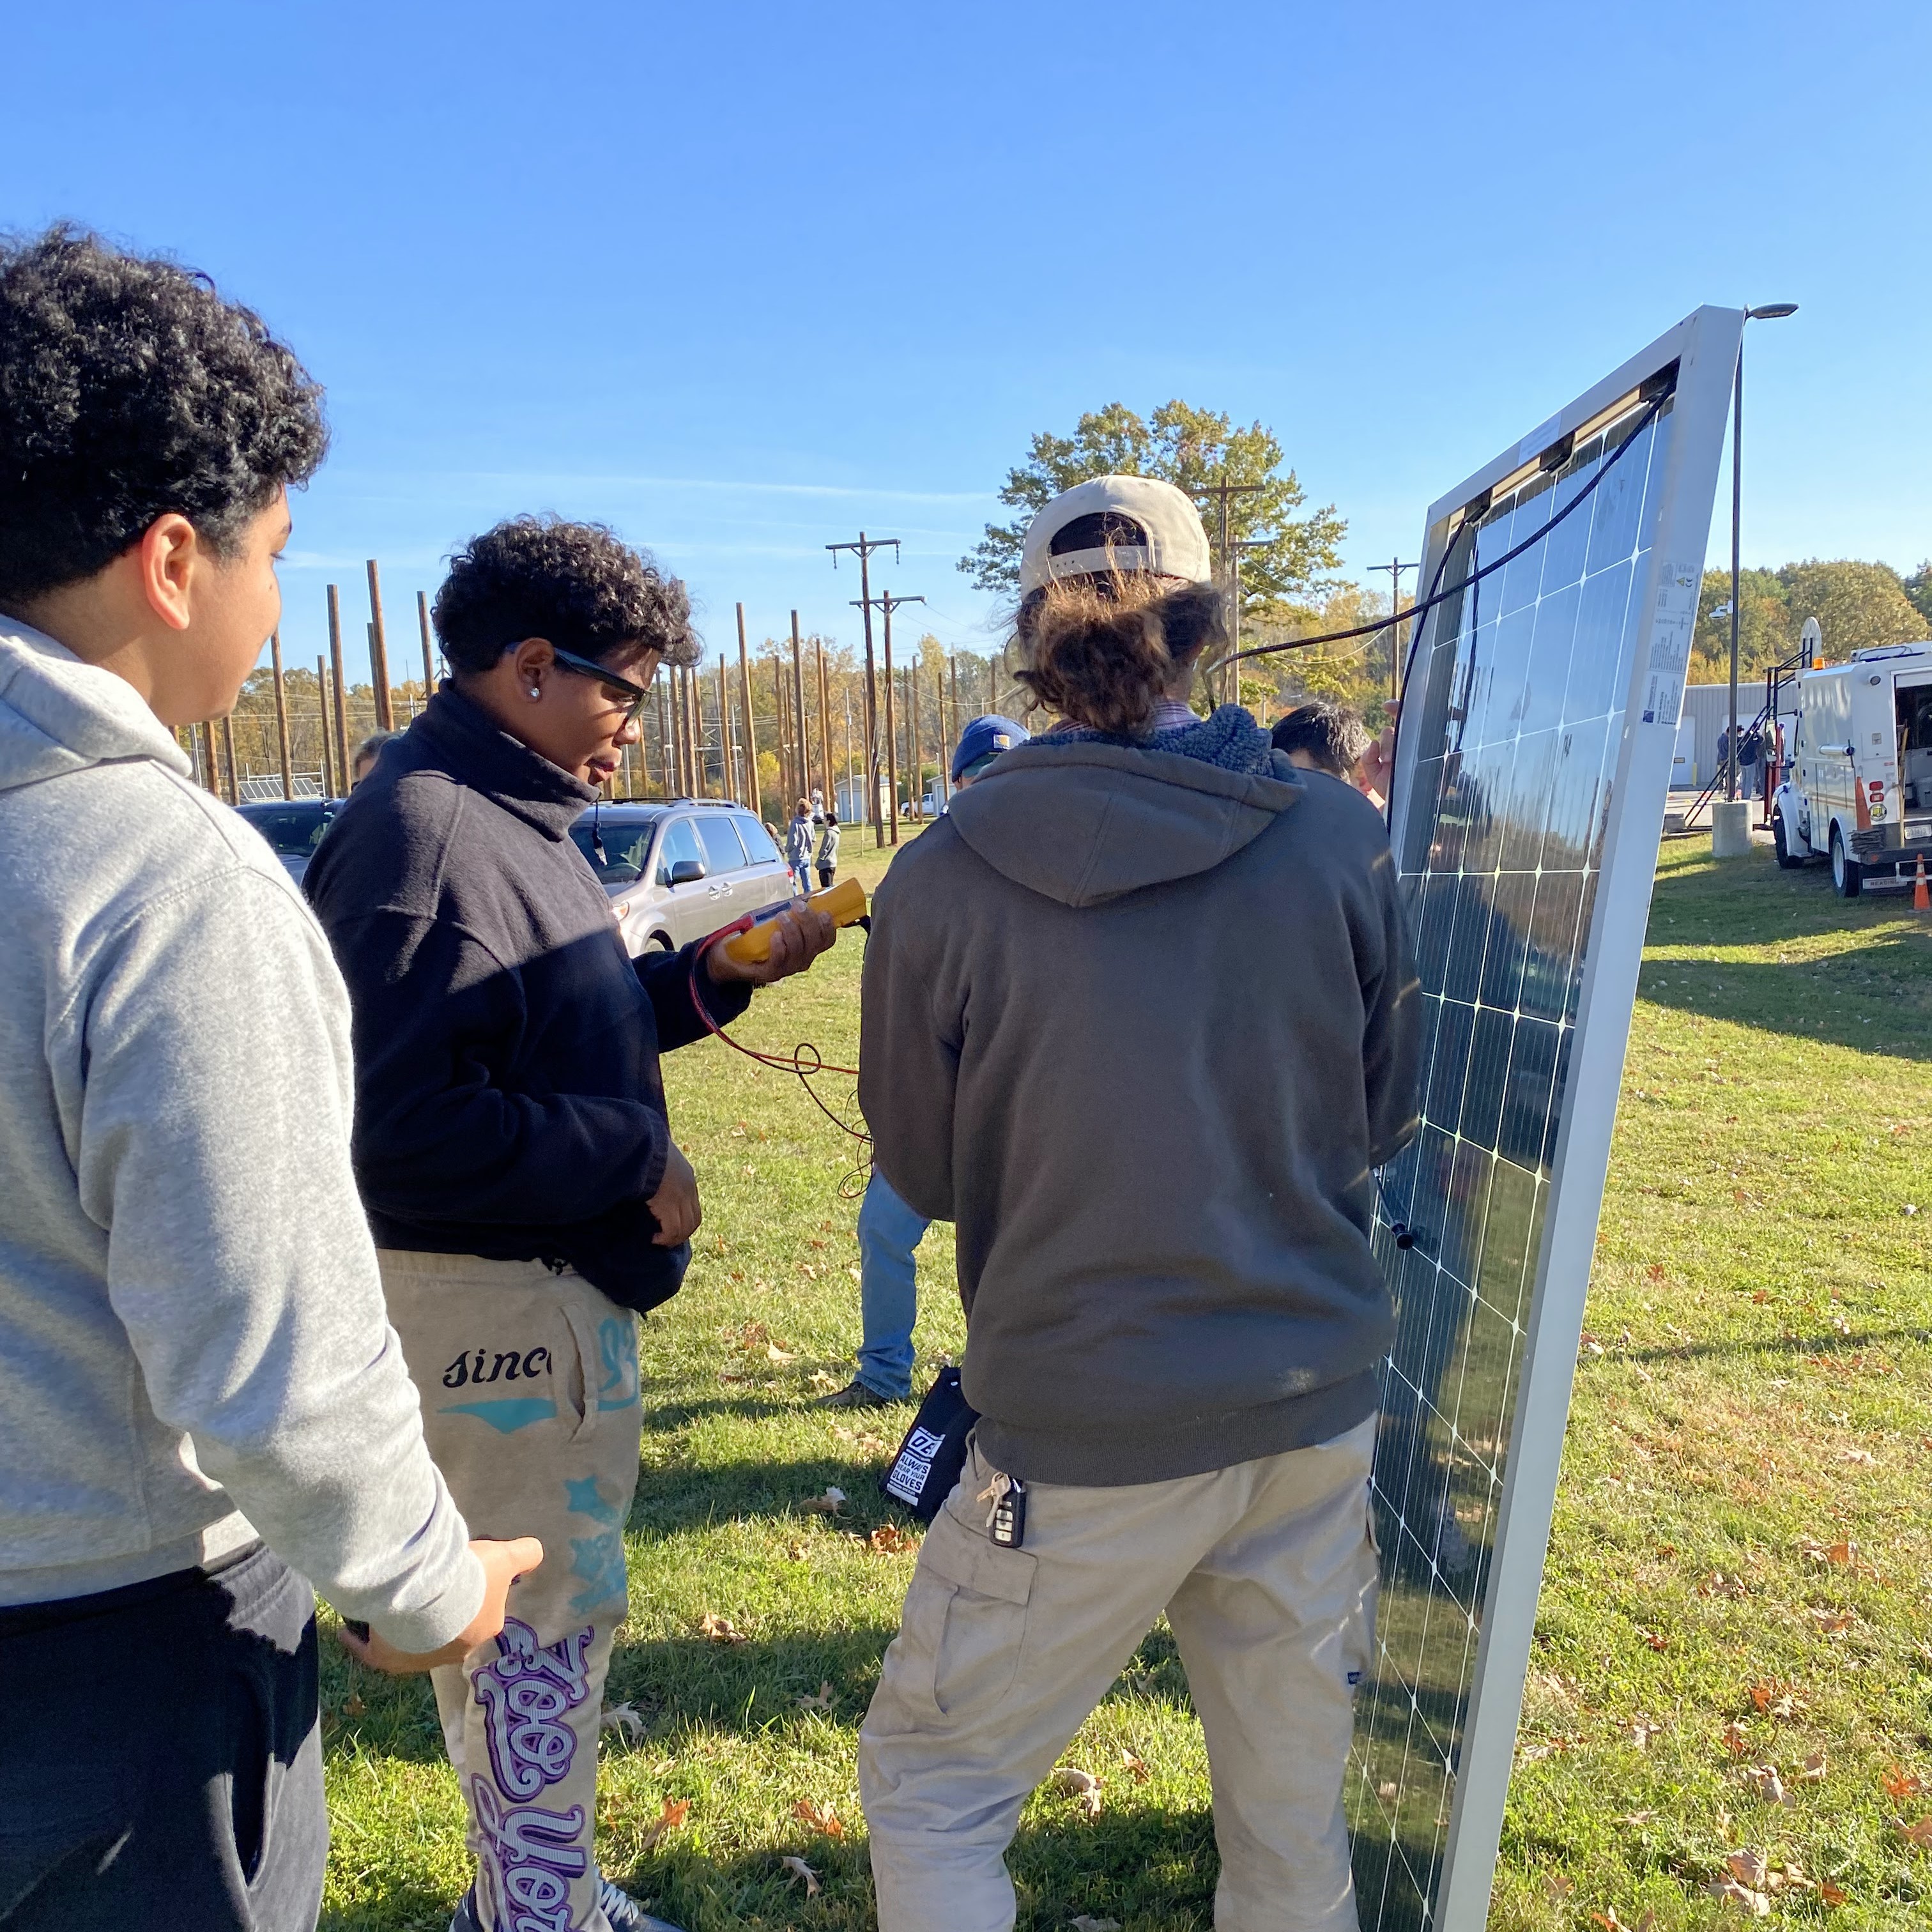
1357, 304, 1744, 1930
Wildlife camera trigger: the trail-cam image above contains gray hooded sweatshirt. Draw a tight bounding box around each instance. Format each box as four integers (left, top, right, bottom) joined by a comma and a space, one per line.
0, 620, 481, 1649
859, 733, 1420, 1487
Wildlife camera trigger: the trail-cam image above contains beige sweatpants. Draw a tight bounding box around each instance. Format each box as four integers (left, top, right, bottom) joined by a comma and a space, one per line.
378, 1250, 645, 1932
859, 1416, 1378, 1932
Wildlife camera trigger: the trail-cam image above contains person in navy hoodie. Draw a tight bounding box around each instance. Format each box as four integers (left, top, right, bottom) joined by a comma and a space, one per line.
306, 516, 836, 1932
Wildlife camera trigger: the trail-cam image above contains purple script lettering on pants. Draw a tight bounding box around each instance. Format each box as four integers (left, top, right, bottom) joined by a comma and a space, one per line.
470, 1776, 588, 1932
474, 1616, 592, 1800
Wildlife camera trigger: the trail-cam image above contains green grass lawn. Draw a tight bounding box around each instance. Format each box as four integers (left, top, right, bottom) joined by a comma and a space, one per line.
321, 831, 1931, 1931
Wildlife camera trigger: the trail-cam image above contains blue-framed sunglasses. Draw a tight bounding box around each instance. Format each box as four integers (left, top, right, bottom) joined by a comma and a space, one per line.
547, 646, 656, 725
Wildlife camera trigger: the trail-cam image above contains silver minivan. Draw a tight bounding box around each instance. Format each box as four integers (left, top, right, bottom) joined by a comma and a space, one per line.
571, 801, 792, 956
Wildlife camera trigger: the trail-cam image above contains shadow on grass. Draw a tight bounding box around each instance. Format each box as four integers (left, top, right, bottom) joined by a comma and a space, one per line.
620, 1798, 1223, 1931
630, 1455, 916, 1538
643, 1392, 801, 1429
1622, 1324, 1930, 1366
1637, 848, 1932, 1057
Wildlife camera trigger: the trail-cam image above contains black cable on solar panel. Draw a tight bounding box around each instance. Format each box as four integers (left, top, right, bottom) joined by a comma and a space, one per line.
1221, 383, 1673, 675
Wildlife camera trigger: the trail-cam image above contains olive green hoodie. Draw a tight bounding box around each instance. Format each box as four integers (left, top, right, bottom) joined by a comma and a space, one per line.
859, 731, 1420, 1487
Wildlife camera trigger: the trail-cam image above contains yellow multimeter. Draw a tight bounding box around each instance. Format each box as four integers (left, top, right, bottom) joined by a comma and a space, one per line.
719, 877, 868, 965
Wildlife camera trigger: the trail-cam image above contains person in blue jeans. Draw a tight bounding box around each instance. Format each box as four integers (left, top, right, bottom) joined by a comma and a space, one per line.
818, 713, 1030, 1409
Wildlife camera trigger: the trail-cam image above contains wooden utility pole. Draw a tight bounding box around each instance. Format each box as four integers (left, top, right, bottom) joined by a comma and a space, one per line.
417, 590, 436, 698
770, 654, 790, 806
815, 638, 834, 817
269, 631, 293, 799
829, 531, 901, 846
716, 655, 733, 798
790, 611, 811, 810
1368, 557, 1417, 700
908, 650, 922, 816
217, 714, 240, 802
859, 590, 924, 846
365, 560, 394, 730
326, 586, 351, 789
314, 657, 334, 796
654, 679, 671, 800
735, 605, 762, 817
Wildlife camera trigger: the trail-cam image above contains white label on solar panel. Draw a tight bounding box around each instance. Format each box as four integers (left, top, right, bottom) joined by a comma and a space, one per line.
1639, 562, 1701, 726
1348, 307, 1744, 1932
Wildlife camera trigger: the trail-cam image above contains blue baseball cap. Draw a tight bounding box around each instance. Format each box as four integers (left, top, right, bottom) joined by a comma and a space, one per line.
951, 714, 1031, 783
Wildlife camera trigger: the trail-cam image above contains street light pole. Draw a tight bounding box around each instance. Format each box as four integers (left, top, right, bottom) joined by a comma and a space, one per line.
1727, 302, 1798, 807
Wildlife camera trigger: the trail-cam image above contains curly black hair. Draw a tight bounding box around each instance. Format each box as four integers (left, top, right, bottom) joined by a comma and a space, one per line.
432, 515, 699, 673
0, 225, 328, 607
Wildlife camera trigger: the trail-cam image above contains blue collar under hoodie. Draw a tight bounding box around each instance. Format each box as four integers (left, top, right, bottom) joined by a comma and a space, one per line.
303, 686, 751, 1314
1046, 702, 1278, 776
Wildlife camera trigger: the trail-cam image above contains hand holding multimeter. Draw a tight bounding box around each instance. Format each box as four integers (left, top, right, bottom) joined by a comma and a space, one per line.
702, 879, 864, 986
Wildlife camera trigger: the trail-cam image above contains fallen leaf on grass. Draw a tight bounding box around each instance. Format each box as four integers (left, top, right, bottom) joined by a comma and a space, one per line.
1897, 1816, 1932, 1848
767, 1342, 799, 1364
1645, 1262, 1667, 1282
1707, 1874, 1770, 1915
867, 1524, 916, 1554
1377, 1781, 1399, 1800
792, 1797, 844, 1838
797, 1682, 836, 1714
1629, 1720, 1666, 1751
780, 1855, 820, 1896
599, 1702, 643, 1742
1120, 1749, 1150, 1782
1751, 1289, 1769, 1304
341, 1691, 365, 1718
1808, 1608, 1856, 1636
1839, 1447, 1876, 1466
1050, 1766, 1104, 1818
638, 1798, 690, 1852
1727, 1850, 1769, 1890
1590, 1909, 1656, 1932
1721, 1721, 1751, 1757
1748, 1680, 1804, 1721
832, 1425, 891, 1455
804, 1486, 848, 1515
1638, 1628, 1669, 1652
698, 1612, 746, 1644
1580, 1332, 1607, 1357
1797, 1751, 1828, 1783
1882, 1764, 1927, 1800
808, 1369, 841, 1392
1743, 1765, 1791, 1806
1070, 1919, 1122, 1932
1820, 1878, 1848, 1906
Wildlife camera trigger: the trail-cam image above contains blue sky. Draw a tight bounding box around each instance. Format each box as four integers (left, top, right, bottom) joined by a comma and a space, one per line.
7, 1, 1928, 685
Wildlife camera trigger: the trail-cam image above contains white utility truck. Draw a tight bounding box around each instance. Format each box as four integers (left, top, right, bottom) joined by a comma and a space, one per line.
1770, 641, 1932, 896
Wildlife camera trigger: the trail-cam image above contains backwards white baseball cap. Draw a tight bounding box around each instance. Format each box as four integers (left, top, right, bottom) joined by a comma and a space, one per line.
1018, 474, 1215, 595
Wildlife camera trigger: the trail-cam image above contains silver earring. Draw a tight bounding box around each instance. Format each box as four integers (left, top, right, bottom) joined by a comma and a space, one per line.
529, 687, 540, 698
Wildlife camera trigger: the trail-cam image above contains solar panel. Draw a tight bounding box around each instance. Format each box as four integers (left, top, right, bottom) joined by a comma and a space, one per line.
1346, 307, 1744, 1931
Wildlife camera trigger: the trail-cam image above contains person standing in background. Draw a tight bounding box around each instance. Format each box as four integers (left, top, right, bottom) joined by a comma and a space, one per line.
0, 226, 533, 1932
815, 712, 1029, 1413
351, 726, 401, 787
815, 808, 840, 888
786, 795, 815, 894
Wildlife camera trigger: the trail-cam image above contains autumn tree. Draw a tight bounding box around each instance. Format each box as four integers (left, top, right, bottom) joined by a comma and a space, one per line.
1781, 560, 1922, 659
959, 400, 1346, 618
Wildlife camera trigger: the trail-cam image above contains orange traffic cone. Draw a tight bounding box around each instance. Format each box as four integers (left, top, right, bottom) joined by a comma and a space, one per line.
1915, 852, 1929, 913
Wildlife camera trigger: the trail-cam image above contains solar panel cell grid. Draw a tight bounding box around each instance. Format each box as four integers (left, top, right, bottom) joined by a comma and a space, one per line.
1347, 391, 1680, 1930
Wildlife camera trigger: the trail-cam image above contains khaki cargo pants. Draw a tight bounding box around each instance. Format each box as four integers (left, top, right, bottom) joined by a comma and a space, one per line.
378, 1251, 644, 1932
859, 1417, 1378, 1932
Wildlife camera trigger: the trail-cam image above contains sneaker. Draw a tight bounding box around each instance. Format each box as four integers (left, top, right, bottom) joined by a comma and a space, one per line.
598, 1873, 686, 1932
813, 1377, 900, 1410
448, 1890, 483, 1932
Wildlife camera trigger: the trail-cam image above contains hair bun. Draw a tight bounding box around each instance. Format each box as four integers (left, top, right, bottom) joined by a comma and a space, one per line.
1016, 577, 1225, 735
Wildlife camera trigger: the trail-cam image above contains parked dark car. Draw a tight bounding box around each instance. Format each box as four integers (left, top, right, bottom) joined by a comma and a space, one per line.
236, 798, 339, 886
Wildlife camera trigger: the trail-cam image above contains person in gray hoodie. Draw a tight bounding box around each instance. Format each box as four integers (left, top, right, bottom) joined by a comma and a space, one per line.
0, 227, 535, 1932
855, 475, 1421, 1932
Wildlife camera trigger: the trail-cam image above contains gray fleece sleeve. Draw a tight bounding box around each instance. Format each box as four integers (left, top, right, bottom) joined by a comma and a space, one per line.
857, 859, 959, 1222
70, 866, 484, 1653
